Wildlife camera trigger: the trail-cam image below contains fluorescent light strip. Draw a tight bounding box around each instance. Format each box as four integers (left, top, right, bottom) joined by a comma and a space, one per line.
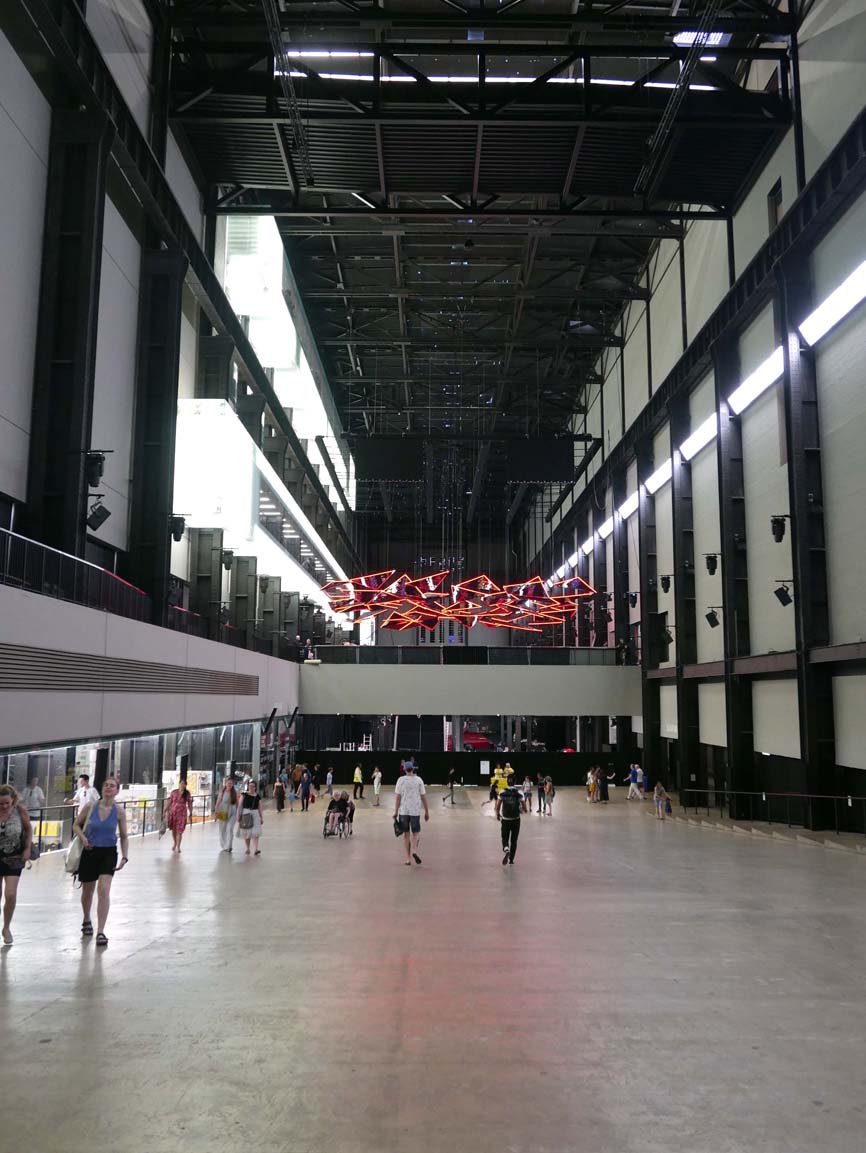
597, 517, 614, 540
679, 414, 718, 461
727, 346, 784, 415
567, 552, 579, 567
798, 259, 866, 346
278, 69, 715, 90
581, 535, 595, 554
618, 491, 639, 519
644, 458, 673, 494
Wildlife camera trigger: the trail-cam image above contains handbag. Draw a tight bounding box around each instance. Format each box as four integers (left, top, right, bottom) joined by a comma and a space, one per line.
240, 811, 254, 830
393, 817, 404, 838
665, 799, 673, 815
65, 805, 95, 874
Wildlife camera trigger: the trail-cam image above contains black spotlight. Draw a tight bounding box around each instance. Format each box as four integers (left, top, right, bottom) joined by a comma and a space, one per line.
170, 514, 186, 542
663, 628, 674, 645
660, 574, 671, 593
774, 583, 793, 607
221, 549, 234, 572
85, 451, 106, 487
86, 499, 111, 532
705, 608, 720, 628
628, 591, 638, 608
771, 515, 787, 543
705, 554, 718, 576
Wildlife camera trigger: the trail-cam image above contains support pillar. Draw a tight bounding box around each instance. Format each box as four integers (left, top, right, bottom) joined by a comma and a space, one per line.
27, 110, 114, 555
591, 503, 609, 646
713, 335, 755, 809
777, 259, 837, 820
129, 250, 188, 625
670, 396, 700, 796
611, 465, 633, 750
636, 437, 662, 783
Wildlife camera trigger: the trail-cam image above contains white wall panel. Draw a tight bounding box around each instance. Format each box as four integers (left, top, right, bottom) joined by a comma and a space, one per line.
691, 442, 724, 662
166, 130, 203, 243
623, 304, 648, 431
798, 0, 866, 179
0, 30, 51, 501
178, 285, 198, 400
85, 0, 152, 137
91, 198, 141, 550
689, 371, 716, 427
660, 683, 678, 738
733, 135, 798, 278
815, 307, 866, 644
698, 682, 727, 747
603, 353, 623, 456
684, 219, 729, 341
655, 483, 675, 666
833, 675, 866, 770
752, 679, 800, 758
650, 239, 684, 390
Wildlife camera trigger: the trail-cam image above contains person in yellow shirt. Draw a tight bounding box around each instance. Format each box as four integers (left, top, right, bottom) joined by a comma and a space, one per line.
353, 765, 364, 800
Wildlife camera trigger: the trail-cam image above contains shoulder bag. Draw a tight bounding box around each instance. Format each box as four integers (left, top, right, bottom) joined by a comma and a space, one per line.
65, 804, 95, 874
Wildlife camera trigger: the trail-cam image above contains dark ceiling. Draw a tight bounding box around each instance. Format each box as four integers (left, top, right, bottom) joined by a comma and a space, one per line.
168, 0, 791, 547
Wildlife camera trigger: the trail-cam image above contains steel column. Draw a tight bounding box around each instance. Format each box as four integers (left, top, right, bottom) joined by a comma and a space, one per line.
636, 437, 662, 782
776, 258, 837, 817
611, 465, 633, 752
128, 250, 188, 625
669, 395, 700, 795
591, 502, 609, 646
27, 110, 114, 555
712, 335, 754, 805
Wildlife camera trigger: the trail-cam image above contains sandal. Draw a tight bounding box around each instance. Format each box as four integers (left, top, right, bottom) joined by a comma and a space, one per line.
81, 920, 93, 937
95, 933, 108, 947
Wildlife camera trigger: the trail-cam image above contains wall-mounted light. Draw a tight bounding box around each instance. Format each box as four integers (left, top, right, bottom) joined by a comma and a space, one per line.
85, 451, 107, 488
705, 607, 721, 628
170, 514, 186, 542
770, 514, 789, 543
628, 591, 638, 608
86, 497, 110, 532
221, 549, 234, 572
660, 574, 671, 593
774, 582, 793, 607
704, 553, 719, 576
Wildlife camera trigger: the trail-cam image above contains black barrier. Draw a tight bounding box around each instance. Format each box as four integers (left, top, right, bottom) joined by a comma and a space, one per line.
292, 749, 631, 789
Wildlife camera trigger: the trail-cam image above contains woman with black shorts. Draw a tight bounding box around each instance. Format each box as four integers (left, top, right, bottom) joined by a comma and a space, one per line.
0, 784, 33, 945
73, 777, 129, 947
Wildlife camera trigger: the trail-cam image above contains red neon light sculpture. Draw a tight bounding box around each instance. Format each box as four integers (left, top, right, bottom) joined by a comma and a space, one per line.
322, 570, 597, 633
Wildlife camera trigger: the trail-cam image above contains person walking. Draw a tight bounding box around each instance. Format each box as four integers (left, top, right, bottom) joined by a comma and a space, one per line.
236, 780, 264, 854
353, 765, 364, 800
442, 766, 457, 806
624, 763, 643, 801
597, 767, 615, 805
393, 762, 429, 866
299, 768, 312, 812
372, 766, 383, 806
20, 777, 45, 822
258, 768, 269, 798
536, 771, 546, 814
0, 785, 33, 945
215, 775, 238, 852
542, 776, 555, 816
166, 778, 194, 853
326, 767, 334, 797
67, 773, 99, 816
273, 774, 286, 813
72, 777, 128, 947
495, 774, 526, 865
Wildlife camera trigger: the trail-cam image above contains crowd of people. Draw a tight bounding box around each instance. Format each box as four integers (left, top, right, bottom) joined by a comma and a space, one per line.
0, 756, 667, 947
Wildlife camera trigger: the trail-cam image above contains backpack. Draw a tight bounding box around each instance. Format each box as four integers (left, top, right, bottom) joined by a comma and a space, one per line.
500, 789, 521, 820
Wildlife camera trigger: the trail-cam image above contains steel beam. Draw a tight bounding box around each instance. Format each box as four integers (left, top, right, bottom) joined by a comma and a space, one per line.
27, 109, 114, 557
636, 437, 662, 783
129, 251, 189, 626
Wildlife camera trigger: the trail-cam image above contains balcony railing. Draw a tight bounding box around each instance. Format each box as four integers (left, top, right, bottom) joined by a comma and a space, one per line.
314, 645, 619, 666
1, 527, 151, 623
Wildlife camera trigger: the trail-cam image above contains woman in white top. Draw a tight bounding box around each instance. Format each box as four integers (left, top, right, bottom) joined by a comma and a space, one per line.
215, 776, 238, 853
372, 767, 383, 806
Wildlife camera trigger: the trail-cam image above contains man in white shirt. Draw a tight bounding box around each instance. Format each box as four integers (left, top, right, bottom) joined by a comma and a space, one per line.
393, 762, 429, 866
21, 777, 46, 819
66, 774, 99, 815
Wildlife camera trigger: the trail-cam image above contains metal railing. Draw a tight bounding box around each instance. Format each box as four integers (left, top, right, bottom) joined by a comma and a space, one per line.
25, 795, 215, 857
679, 787, 866, 836
1, 526, 151, 623
315, 645, 619, 666
167, 605, 210, 638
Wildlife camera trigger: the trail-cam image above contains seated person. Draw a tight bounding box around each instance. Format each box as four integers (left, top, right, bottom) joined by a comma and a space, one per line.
326, 792, 350, 834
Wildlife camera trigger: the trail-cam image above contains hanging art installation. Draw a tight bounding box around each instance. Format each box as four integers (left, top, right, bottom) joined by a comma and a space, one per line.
322, 570, 597, 633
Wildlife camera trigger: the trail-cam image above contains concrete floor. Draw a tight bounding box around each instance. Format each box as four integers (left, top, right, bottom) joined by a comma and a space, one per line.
2, 788, 866, 1153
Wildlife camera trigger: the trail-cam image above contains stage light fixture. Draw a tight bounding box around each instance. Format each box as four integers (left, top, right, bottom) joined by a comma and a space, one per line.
774, 583, 793, 607
86, 499, 111, 532
221, 549, 234, 572
705, 554, 719, 576
660, 574, 671, 593
705, 608, 721, 628
770, 515, 787, 543
628, 592, 638, 608
170, 514, 186, 542
85, 451, 106, 487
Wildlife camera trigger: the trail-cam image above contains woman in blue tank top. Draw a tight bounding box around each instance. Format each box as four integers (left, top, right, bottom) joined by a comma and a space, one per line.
72, 777, 129, 947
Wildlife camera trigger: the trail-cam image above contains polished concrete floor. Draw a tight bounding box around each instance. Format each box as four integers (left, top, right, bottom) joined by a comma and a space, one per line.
2, 787, 866, 1153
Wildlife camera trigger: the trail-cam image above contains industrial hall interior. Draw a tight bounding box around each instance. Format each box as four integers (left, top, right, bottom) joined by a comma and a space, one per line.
2, 0, 866, 1150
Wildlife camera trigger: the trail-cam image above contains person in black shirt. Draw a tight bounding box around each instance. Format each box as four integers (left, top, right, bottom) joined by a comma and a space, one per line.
495, 775, 527, 865
442, 766, 457, 806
